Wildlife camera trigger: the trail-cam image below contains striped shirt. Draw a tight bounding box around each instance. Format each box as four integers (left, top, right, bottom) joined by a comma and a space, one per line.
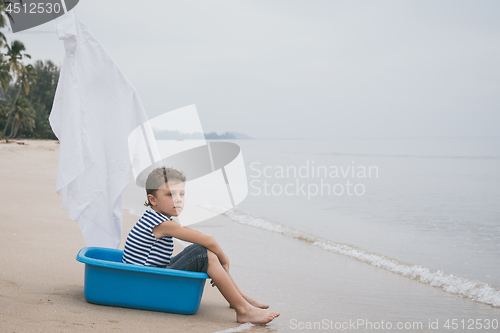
122, 208, 174, 267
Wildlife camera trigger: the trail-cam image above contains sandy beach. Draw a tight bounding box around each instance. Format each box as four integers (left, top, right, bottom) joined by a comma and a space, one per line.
2, 139, 499, 333
0, 140, 244, 333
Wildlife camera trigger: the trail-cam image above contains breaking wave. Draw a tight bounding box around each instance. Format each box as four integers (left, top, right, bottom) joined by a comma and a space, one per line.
200, 202, 500, 308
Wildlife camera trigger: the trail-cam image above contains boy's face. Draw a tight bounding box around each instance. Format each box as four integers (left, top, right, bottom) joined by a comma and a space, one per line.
148, 180, 185, 218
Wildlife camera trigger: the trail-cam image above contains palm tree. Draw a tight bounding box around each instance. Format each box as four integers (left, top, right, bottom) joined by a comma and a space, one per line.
28, 60, 59, 139
0, 1, 13, 93
17, 62, 36, 94
2, 40, 33, 138
0, 54, 11, 91
0, 1, 18, 46
6, 96, 35, 138
0, 1, 9, 48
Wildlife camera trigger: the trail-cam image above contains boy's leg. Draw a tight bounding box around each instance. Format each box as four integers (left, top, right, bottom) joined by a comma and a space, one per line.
212, 272, 269, 309
206, 250, 279, 324
167, 244, 209, 272
226, 273, 269, 309
171, 245, 268, 307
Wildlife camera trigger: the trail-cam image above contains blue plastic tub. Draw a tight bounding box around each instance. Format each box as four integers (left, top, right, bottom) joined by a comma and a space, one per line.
76, 247, 209, 314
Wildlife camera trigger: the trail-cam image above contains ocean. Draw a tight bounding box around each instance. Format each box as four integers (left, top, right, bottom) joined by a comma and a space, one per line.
124, 138, 500, 332
235, 138, 500, 286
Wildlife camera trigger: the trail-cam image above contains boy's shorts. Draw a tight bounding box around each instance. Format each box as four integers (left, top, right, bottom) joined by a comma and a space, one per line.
166, 244, 209, 273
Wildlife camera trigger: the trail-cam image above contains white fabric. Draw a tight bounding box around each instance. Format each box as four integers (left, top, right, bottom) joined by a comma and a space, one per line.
49, 10, 148, 248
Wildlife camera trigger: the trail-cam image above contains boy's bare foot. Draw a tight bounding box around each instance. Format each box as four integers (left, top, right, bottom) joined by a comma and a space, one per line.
236, 307, 280, 324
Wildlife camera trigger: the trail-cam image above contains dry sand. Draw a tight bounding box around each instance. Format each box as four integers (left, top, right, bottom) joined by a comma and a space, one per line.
0, 139, 243, 333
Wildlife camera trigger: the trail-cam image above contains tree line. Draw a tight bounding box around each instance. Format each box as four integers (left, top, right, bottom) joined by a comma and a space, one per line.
0, 0, 59, 139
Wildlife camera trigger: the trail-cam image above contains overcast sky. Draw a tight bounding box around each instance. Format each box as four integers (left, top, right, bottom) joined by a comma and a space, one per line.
3, 0, 500, 139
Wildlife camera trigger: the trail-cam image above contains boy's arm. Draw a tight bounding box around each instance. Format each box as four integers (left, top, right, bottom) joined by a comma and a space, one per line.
181, 226, 204, 235
153, 220, 229, 269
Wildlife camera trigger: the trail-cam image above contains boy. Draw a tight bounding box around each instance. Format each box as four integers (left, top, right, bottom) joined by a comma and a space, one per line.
122, 167, 280, 324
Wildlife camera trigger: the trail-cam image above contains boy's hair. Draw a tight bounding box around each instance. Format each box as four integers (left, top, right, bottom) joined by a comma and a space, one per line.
144, 166, 186, 207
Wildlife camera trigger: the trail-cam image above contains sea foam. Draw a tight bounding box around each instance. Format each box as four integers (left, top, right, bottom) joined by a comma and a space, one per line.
213, 323, 254, 333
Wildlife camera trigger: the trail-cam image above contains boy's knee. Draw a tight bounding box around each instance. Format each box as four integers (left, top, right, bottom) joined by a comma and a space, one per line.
207, 250, 218, 261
